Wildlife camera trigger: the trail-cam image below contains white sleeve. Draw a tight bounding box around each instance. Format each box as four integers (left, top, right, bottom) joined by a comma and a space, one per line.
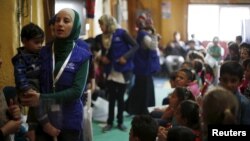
143, 35, 158, 50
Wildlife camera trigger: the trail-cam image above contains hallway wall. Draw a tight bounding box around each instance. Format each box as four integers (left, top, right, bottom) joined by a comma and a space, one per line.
127, 0, 188, 48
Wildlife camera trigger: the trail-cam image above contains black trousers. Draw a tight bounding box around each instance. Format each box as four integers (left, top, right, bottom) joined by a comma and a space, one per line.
125, 75, 155, 115
107, 80, 127, 125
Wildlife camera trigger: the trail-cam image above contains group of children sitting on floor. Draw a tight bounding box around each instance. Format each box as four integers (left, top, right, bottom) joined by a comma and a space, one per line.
132, 40, 250, 141
130, 58, 250, 141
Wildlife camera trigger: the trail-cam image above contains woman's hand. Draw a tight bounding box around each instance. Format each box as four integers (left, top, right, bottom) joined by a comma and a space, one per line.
0, 120, 22, 136
20, 90, 40, 107
117, 56, 127, 65
8, 100, 21, 120
101, 56, 110, 64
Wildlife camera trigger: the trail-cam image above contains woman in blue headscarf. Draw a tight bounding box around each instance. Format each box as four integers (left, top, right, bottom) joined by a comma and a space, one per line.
21, 8, 91, 141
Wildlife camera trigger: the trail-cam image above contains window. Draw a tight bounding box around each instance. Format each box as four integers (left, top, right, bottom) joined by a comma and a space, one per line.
188, 4, 250, 41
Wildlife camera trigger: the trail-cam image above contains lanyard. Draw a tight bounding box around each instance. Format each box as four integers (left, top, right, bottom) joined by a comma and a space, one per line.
52, 42, 75, 90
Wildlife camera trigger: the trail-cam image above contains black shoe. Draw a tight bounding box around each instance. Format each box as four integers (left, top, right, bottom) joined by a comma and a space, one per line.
102, 124, 112, 132
117, 124, 127, 131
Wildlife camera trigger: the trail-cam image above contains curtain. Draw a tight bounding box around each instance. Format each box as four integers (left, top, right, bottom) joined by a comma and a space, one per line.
43, 0, 55, 43
189, 0, 250, 4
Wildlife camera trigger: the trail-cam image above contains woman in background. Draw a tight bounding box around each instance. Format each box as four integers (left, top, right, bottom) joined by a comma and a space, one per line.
126, 13, 161, 115
95, 14, 138, 132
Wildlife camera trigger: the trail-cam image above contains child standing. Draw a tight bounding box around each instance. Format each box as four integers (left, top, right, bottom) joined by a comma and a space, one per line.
219, 61, 250, 124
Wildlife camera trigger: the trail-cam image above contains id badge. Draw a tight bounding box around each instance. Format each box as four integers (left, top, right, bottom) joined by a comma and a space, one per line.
51, 104, 60, 112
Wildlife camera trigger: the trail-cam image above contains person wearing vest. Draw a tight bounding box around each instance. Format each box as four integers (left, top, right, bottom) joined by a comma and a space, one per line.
95, 14, 138, 132
20, 8, 91, 141
126, 13, 161, 115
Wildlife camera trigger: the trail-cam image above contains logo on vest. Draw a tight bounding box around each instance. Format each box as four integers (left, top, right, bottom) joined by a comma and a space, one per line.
66, 62, 75, 70
114, 37, 121, 42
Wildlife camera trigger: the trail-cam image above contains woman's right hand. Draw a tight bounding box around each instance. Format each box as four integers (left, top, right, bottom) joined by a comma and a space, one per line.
20, 90, 40, 107
0, 120, 21, 136
101, 56, 110, 64
8, 101, 21, 120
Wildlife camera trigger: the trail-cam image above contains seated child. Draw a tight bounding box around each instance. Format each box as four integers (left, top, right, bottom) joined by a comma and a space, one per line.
129, 115, 158, 141
239, 42, 250, 64
175, 100, 201, 141
158, 87, 195, 127
240, 58, 250, 99
219, 61, 250, 124
202, 87, 239, 140
175, 68, 200, 98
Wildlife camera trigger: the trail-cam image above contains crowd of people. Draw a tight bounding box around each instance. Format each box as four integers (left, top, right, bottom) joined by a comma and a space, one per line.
1, 7, 250, 141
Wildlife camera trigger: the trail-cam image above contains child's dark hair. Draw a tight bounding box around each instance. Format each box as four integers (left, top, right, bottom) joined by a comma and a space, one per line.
131, 115, 158, 141
167, 126, 196, 141
193, 59, 204, 74
179, 100, 200, 130
170, 71, 177, 81
240, 43, 250, 56
228, 43, 239, 55
220, 61, 244, 80
188, 51, 204, 62
186, 40, 195, 45
178, 68, 195, 81
21, 23, 44, 42
193, 59, 205, 83
174, 87, 195, 102
181, 61, 193, 70
236, 35, 242, 43
204, 63, 214, 81
243, 58, 250, 70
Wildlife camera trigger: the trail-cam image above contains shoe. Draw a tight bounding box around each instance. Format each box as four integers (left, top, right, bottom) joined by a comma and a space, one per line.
102, 124, 112, 132
117, 124, 127, 131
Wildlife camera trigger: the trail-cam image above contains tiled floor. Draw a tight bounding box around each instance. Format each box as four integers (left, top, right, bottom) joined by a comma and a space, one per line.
92, 77, 171, 141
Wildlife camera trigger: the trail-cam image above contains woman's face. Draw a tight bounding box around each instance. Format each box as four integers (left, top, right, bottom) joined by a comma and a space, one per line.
54, 11, 73, 38
99, 22, 107, 33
